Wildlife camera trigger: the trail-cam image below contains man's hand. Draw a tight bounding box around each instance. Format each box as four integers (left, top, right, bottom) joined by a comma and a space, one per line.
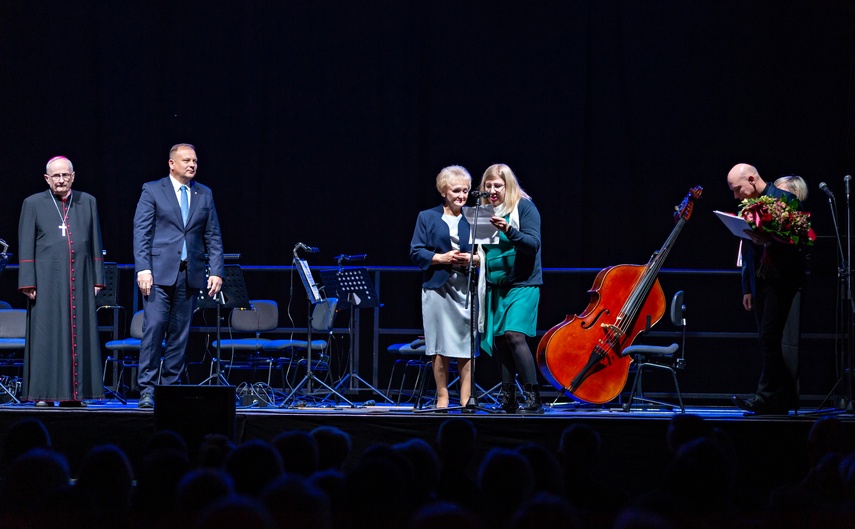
207, 275, 223, 298
743, 293, 753, 311
95, 286, 103, 296
743, 229, 772, 247
138, 272, 153, 296
21, 287, 36, 300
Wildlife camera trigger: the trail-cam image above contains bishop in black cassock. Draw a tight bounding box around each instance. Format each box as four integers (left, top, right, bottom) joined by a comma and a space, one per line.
18, 156, 106, 405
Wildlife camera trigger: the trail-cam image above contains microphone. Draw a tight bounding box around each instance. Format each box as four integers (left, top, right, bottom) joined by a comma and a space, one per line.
820, 182, 835, 199
335, 253, 367, 262
297, 243, 320, 253
845, 175, 851, 198
470, 190, 491, 198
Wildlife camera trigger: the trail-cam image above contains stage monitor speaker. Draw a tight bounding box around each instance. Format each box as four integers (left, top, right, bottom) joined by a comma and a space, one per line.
154, 385, 236, 446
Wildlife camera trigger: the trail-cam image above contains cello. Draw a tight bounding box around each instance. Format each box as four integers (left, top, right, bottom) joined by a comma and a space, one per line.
536, 186, 702, 404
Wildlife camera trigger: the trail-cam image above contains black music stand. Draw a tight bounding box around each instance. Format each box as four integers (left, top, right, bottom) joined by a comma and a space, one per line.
319, 267, 393, 403
280, 255, 354, 408
197, 264, 251, 386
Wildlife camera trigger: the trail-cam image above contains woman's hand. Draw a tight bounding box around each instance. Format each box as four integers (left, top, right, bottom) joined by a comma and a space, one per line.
432, 251, 478, 266
432, 250, 459, 265
454, 252, 478, 266
490, 216, 512, 234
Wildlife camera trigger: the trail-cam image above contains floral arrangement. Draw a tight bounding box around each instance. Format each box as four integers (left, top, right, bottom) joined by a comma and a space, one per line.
739, 194, 815, 246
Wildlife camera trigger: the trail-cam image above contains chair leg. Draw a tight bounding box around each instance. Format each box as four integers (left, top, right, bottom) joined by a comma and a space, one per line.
623, 366, 643, 411
670, 369, 685, 413
415, 360, 433, 409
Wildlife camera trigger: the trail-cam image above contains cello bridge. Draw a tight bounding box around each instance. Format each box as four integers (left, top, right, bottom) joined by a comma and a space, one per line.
600, 323, 624, 337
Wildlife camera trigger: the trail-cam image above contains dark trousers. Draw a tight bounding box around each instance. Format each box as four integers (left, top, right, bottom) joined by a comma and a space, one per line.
754, 276, 799, 407
138, 266, 196, 394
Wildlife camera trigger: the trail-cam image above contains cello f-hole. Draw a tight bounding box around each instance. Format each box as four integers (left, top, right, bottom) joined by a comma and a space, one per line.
580, 309, 610, 329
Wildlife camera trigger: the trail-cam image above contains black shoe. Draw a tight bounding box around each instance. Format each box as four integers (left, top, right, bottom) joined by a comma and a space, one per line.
519, 384, 545, 415
732, 394, 787, 415
495, 383, 518, 413
732, 394, 764, 413
138, 393, 154, 409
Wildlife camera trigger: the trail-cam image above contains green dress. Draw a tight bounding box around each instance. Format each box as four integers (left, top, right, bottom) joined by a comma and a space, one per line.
480, 222, 540, 357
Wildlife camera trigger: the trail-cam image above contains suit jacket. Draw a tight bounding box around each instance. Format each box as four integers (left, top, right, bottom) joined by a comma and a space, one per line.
410, 204, 472, 289
133, 177, 224, 289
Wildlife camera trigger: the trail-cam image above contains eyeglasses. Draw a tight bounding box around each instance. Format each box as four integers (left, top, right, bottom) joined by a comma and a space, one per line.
48, 173, 73, 181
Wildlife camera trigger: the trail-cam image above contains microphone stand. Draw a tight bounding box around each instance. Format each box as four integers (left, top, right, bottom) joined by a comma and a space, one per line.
814, 183, 854, 413
846, 177, 854, 412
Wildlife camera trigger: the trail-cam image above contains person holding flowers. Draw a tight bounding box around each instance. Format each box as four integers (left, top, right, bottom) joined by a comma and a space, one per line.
726, 163, 814, 415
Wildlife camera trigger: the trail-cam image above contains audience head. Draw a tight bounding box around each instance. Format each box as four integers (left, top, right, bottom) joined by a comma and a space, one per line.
0, 447, 71, 524
272, 429, 319, 477
393, 437, 440, 500
145, 429, 189, 457
516, 442, 566, 496
311, 425, 352, 471
262, 474, 332, 529
406, 500, 484, 529
75, 443, 135, 521
558, 423, 601, 475
511, 492, 584, 529
224, 439, 284, 496
437, 417, 476, 465
2, 417, 52, 465
193, 494, 275, 529
176, 467, 235, 518
665, 413, 711, 453
345, 444, 415, 529
197, 432, 236, 468
477, 447, 535, 521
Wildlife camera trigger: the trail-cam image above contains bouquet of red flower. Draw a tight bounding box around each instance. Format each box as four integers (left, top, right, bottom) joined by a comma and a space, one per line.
739, 194, 816, 246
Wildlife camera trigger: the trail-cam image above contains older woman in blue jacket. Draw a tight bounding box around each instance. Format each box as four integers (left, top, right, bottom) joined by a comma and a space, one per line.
410, 166, 479, 409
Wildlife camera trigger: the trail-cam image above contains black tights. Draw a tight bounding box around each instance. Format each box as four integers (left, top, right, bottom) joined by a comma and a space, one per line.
494, 331, 538, 386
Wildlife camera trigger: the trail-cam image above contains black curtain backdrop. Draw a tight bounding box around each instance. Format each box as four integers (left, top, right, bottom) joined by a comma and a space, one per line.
1, 1, 854, 394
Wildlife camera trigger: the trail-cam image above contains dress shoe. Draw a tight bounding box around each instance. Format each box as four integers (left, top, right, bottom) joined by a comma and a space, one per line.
35, 400, 54, 408
138, 393, 154, 409
732, 394, 767, 414
732, 394, 789, 415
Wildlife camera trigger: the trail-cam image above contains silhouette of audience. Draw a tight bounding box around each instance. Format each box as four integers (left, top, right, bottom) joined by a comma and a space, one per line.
2, 411, 854, 529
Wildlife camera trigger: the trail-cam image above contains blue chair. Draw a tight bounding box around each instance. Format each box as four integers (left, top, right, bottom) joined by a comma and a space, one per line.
104, 310, 163, 397
386, 338, 432, 408
0, 309, 26, 402
621, 290, 687, 413
212, 300, 280, 384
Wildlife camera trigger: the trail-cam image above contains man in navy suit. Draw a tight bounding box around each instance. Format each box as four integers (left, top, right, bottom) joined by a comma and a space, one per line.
133, 143, 224, 408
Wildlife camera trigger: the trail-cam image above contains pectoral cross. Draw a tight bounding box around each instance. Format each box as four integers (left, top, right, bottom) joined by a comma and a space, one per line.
59, 223, 67, 237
